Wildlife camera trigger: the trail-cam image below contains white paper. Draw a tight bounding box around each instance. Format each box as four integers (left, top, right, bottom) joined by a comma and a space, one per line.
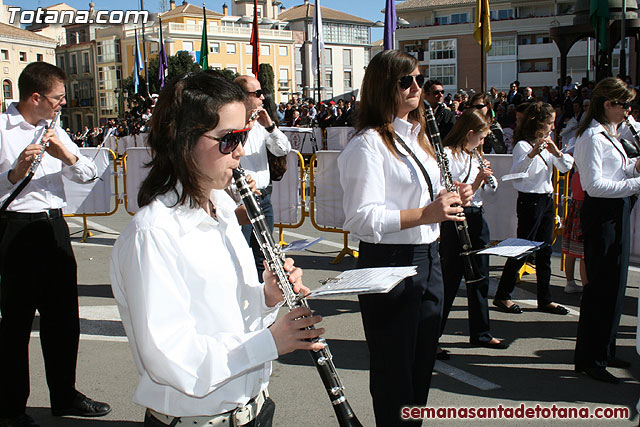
281, 238, 323, 253
501, 172, 528, 182
477, 238, 544, 258
306, 266, 417, 299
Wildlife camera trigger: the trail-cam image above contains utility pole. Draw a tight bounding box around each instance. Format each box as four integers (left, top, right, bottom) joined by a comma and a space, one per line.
140, 0, 150, 95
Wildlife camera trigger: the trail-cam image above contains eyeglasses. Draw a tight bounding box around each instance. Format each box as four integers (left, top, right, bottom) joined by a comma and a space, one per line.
398, 74, 426, 90
202, 127, 250, 154
430, 89, 445, 95
40, 93, 66, 103
611, 100, 631, 109
246, 89, 264, 98
472, 104, 487, 109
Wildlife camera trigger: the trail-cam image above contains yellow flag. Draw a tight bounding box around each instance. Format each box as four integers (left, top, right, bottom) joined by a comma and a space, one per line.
474, 0, 492, 52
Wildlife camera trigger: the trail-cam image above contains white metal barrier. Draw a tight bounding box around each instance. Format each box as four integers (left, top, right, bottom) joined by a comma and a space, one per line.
62, 148, 114, 215
272, 150, 304, 226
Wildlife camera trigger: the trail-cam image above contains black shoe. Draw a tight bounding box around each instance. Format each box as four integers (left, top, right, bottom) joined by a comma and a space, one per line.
436, 349, 450, 360
470, 338, 510, 349
51, 392, 111, 417
575, 366, 620, 384
607, 357, 631, 368
492, 299, 523, 314
537, 304, 569, 315
0, 414, 39, 427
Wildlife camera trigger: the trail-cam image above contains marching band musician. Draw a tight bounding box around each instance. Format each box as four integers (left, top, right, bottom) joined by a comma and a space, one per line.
493, 102, 573, 316
110, 71, 323, 426
573, 77, 639, 383
337, 50, 472, 427
0, 62, 108, 427
438, 108, 507, 358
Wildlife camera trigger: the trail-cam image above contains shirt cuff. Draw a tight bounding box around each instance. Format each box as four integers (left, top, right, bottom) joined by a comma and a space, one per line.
382, 209, 402, 234
244, 328, 279, 368
0, 170, 17, 195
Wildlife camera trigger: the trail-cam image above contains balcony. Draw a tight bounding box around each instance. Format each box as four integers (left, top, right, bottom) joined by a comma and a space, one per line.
124, 23, 294, 43
278, 79, 290, 91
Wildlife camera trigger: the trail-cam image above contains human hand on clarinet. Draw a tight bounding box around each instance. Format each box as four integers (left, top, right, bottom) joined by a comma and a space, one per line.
455, 181, 473, 206
265, 258, 325, 355
249, 107, 274, 129
473, 161, 494, 191
420, 189, 464, 223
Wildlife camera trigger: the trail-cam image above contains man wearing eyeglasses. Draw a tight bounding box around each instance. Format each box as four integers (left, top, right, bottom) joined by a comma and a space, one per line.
234, 76, 291, 278
424, 79, 456, 140
0, 62, 109, 427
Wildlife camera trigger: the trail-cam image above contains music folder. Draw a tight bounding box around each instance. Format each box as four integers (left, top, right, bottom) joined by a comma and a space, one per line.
306, 266, 417, 299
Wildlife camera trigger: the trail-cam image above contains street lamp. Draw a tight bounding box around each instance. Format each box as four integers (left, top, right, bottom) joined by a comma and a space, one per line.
122, 88, 129, 114
114, 87, 120, 118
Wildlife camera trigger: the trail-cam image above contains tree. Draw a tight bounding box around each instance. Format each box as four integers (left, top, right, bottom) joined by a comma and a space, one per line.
257, 63, 275, 95
211, 68, 238, 81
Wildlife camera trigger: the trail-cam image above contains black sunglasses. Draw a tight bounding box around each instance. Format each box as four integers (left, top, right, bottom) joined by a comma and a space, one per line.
202, 127, 250, 154
472, 104, 488, 109
398, 74, 426, 90
430, 89, 445, 95
246, 89, 264, 98
611, 100, 631, 109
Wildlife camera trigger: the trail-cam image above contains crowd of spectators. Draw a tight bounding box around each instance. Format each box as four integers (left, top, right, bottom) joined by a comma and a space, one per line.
273, 94, 358, 129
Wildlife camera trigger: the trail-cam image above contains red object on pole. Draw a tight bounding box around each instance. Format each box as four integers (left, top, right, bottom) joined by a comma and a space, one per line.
250, 0, 260, 77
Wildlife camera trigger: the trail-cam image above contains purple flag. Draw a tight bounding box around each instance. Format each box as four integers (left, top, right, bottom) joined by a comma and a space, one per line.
158, 18, 168, 89
383, 0, 396, 50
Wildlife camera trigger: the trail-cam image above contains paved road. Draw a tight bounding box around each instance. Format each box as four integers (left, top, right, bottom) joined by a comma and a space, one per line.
14, 210, 640, 426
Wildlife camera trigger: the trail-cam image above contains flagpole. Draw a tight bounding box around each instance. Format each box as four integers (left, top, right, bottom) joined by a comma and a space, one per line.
480, 0, 485, 92
140, 0, 149, 95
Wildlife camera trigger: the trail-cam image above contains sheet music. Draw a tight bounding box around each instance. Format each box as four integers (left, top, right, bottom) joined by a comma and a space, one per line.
477, 238, 544, 258
281, 238, 323, 253
306, 266, 417, 299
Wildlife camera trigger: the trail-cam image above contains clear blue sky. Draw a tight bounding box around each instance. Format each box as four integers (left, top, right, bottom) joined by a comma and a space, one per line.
14, 0, 385, 40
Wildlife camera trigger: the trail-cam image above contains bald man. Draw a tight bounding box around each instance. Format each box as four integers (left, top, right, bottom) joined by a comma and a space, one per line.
234, 76, 290, 277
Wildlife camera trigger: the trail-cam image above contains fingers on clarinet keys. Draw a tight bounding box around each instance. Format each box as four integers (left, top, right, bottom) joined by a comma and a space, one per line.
492, 299, 523, 314
270, 307, 324, 355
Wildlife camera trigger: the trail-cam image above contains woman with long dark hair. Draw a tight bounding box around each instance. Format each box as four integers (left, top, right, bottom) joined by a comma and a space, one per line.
438, 108, 507, 357
110, 71, 323, 426
469, 92, 506, 154
337, 50, 472, 426
493, 102, 574, 315
573, 77, 639, 383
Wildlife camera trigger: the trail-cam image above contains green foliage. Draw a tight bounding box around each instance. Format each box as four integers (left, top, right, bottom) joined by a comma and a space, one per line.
257, 63, 275, 95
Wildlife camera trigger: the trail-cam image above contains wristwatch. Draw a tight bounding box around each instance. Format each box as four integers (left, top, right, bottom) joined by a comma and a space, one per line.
265, 123, 276, 133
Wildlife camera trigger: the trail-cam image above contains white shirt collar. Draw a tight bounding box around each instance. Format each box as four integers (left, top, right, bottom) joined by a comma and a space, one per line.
393, 116, 421, 140
6, 102, 48, 130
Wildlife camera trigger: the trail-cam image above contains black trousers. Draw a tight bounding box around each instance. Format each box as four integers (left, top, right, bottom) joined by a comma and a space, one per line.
439, 207, 492, 341
242, 192, 274, 279
574, 195, 634, 369
357, 241, 443, 427
495, 192, 555, 306
0, 214, 79, 416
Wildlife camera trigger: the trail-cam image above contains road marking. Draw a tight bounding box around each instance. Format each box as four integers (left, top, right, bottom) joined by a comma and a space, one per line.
66, 217, 122, 235
434, 361, 501, 391
30, 305, 128, 343
283, 230, 356, 250
512, 299, 580, 316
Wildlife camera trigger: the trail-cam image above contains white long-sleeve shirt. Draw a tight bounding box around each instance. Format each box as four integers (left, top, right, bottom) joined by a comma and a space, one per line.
0, 103, 97, 212
574, 119, 640, 198
239, 122, 290, 190
444, 147, 497, 207
509, 139, 574, 193
338, 117, 443, 245
110, 188, 280, 417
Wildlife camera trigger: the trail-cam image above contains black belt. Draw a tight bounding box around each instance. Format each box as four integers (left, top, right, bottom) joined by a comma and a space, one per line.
0, 208, 63, 221
258, 184, 272, 197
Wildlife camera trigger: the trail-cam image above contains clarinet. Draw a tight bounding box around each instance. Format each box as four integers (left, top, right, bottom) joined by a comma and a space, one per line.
622, 117, 640, 158
471, 149, 498, 191
233, 168, 362, 427
0, 110, 61, 213
424, 103, 484, 284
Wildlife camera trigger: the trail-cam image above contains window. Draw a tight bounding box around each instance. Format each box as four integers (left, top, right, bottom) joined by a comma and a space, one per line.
343, 49, 352, 67
325, 70, 333, 88
1, 50, 9, 61
183, 41, 194, 51
279, 68, 289, 89
226, 43, 236, 54
279, 45, 288, 56
518, 58, 553, 73
323, 48, 332, 65
518, 33, 551, 45
435, 16, 449, 25
488, 38, 516, 56
19, 52, 27, 62
245, 44, 253, 54
3, 79, 12, 100
490, 8, 514, 20
70, 54, 77, 74
344, 71, 352, 88
210, 42, 220, 53
429, 39, 456, 60
83, 52, 90, 72
227, 66, 238, 74
295, 47, 302, 65
246, 66, 253, 76
261, 44, 270, 56
37, 53, 44, 62
56, 55, 64, 70
296, 69, 303, 88
322, 22, 369, 45
450, 13, 468, 24
429, 64, 456, 86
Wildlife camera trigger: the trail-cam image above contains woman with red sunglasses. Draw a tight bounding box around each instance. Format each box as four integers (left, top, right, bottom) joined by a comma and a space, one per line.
338, 50, 472, 426
110, 71, 323, 426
